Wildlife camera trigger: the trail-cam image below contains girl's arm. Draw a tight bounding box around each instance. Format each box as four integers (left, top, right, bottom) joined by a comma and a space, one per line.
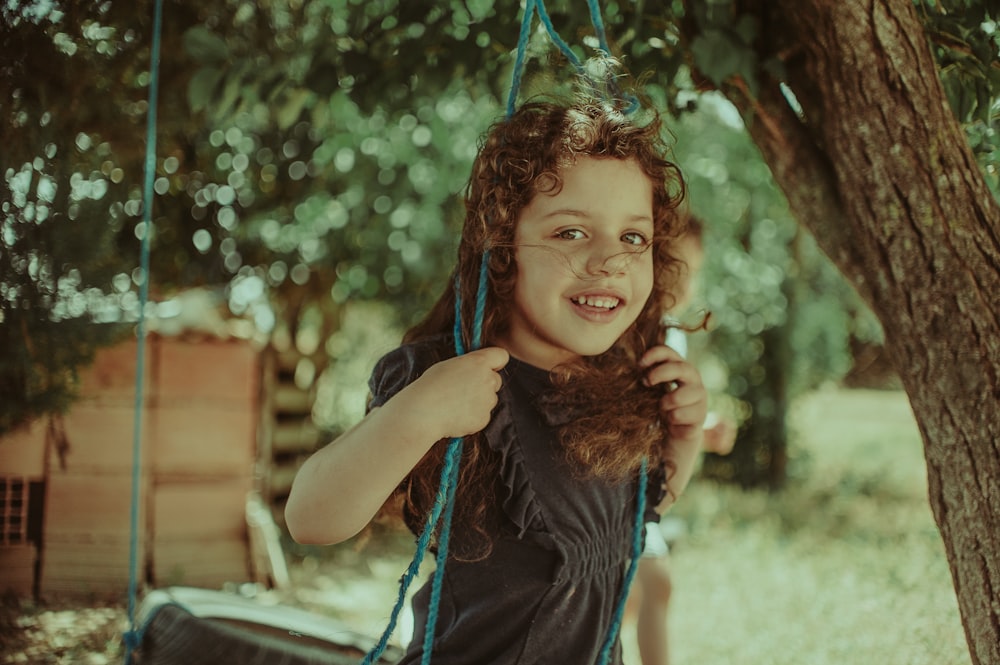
284, 346, 509, 545
639, 345, 708, 513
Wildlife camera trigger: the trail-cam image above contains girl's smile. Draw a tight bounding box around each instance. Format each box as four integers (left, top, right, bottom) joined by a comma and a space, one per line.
501, 156, 655, 369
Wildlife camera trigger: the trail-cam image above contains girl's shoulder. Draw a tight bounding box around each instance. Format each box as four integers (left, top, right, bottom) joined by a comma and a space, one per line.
367, 334, 455, 408
375, 333, 455, 372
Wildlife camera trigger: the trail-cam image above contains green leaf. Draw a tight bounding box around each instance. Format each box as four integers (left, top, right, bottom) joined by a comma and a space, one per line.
466, 0, 495, 22
691, 29, 756, 88
211, 64, 247, 122
276, 89, 312, 130
733, 14, 757, 44
187, 66, 222, 112
182, 25, 229, 63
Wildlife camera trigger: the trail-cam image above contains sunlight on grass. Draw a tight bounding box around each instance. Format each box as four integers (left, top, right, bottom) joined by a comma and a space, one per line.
290, 388, 972, 664
640, 387, 970, 665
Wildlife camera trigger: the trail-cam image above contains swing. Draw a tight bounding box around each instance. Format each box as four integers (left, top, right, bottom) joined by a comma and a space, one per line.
123, 2, 649, 664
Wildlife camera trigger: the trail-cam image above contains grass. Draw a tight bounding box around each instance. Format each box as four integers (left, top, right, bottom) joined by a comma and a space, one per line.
638, 387, 969, 665
1, 387, 971, 664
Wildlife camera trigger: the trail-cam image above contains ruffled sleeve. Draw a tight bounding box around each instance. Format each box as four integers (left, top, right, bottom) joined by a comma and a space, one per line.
367, 335, 452, 411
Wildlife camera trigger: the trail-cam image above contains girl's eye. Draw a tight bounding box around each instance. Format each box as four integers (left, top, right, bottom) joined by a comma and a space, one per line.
556, 229, 585, 240
622, 231, 648, 246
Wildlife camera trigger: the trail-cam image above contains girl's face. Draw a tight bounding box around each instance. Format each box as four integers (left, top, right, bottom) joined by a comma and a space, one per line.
501, 156, 655, 369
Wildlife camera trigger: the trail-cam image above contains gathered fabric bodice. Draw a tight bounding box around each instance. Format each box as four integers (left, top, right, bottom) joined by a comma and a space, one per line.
368, 336, 659, 665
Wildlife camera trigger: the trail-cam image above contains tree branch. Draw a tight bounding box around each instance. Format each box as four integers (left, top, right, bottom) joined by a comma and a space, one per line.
722, 74, 875, 306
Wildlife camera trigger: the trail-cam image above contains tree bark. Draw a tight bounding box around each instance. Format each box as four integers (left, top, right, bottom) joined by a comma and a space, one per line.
700, 0, 1000, 661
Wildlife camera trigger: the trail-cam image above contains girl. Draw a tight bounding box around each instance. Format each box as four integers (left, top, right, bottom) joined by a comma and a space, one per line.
285, 97, 708, 664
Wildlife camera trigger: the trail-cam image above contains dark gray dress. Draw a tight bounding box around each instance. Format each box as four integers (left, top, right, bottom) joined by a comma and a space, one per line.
368, 336, 658, 665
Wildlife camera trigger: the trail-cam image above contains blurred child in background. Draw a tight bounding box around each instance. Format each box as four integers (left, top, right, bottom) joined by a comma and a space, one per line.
632, 215, 737, 665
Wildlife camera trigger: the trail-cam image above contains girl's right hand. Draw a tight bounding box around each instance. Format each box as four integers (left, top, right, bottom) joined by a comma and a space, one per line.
403, 346, 510, 440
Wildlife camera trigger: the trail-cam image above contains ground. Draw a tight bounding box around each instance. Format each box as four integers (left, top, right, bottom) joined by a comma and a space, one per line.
1, 594, 125, 665
0, 388, 973, 665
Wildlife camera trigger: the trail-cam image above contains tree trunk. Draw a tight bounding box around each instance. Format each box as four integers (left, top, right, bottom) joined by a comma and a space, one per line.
698, 0, 1000, 661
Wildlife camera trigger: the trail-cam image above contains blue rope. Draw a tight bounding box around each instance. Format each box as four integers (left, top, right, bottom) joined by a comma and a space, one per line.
123, 0, 163, 662
451, 274, 466, 356
362, 251, 488, 663
470, 252, 490, 351
583, 0, 641, 115
597, 458, 649, 665
506, 0, 537, 118
368, 1, 648, 660
360, 282, 465, 663
420, 437, 463, 663
586, 0, 612, 55
521, 1, 640, 115
535, 0, 585, 73
360, 440, 460, 664
418, 251, 489, 660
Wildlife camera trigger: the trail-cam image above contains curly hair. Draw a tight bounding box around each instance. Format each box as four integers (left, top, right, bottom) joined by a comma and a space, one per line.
397, 96, 687, 558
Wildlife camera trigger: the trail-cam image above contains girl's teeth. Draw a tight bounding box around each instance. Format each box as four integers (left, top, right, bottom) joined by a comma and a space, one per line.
574, 296, 620, 309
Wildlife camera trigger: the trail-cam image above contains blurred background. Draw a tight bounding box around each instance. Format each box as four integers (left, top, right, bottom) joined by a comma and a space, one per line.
2, 1, 991, 663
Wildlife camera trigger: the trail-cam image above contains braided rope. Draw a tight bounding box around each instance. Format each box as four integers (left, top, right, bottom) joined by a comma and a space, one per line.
363, 249, 489, 664
123, 0, 163, 662
586, 0, 612, 55
123, 2, 646, 665
360, 442, 458, 664
506, 0, 538, 118
420, 437, 463, 663
366, 3, 652, 663
536, 0, 585, 73
597, 458, 649, 665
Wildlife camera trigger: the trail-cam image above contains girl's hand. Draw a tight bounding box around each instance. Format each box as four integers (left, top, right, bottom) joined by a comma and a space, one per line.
402, 346, 510, 441
640, 344, 708, 511
640, 344, 708, 441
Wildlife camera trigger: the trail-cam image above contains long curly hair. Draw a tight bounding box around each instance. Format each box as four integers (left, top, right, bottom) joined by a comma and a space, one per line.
396, 95, 687, 557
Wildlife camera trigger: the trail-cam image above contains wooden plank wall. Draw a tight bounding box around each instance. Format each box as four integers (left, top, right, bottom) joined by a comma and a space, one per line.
39, 340, 149, 596
32, 335, 259, 596
148, 337, 257, 588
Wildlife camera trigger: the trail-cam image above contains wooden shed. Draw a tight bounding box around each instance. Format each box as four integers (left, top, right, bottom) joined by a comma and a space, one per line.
0, 332, 271, 597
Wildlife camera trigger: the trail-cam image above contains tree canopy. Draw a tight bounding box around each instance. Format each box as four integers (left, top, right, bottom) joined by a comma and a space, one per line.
2, 0, 883, 435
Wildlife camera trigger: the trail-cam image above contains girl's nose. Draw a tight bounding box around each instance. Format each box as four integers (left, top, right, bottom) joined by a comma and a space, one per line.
585, 240, 627, 276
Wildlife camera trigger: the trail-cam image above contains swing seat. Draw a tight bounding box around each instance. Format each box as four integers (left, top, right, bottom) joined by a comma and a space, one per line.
134, 586, 402, 665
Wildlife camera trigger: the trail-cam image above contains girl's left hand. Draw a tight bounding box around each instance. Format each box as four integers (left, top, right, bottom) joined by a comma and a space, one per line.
639, 344, 708, 445
640, 344, 709, 511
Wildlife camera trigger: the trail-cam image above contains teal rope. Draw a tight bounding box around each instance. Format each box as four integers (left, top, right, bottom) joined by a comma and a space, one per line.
506, 0, 537, 118
598, 458, 649, 665
533, 1, 641, 114
586, 0, 611, 55
583, 0, 640, 114
360, 290, 466, 663
452, 274, 466, 356
360, 443, 459, 664
535, 0, 585, 73
420, 437, 463, 663
365, 3, 520, 653
123, 0, 163, 662
368, 0, 648, 660
418, 253, 489, 661
362, 251, 489, 663
470, 252, 489, 351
